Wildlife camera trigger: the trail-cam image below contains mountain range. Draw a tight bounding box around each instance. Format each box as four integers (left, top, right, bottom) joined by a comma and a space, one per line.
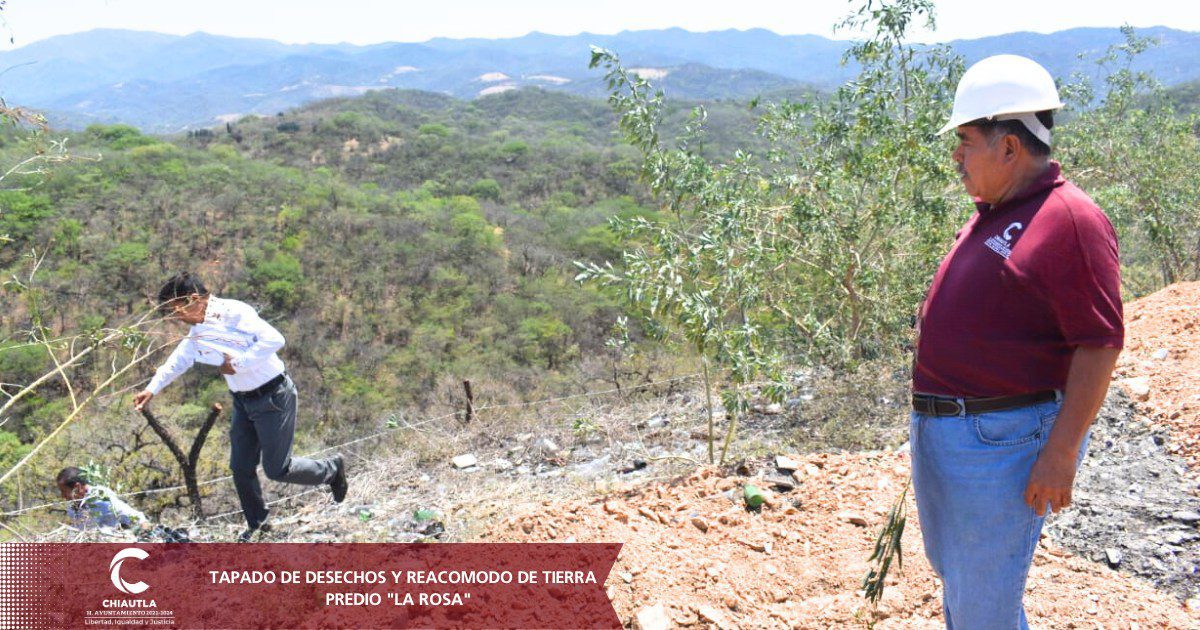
3, 26, 1198, 132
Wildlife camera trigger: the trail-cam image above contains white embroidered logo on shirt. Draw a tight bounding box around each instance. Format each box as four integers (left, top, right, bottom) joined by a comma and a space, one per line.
985, 221, 1024, 259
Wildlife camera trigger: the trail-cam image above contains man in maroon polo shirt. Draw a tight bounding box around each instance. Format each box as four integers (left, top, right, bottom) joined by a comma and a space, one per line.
911, 55, 1123, 629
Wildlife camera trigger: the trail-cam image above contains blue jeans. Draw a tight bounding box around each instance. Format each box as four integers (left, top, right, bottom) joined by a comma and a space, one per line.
910, 399, 1089, 629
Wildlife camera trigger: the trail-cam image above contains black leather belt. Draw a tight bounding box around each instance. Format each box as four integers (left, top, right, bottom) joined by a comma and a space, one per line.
912, 390, 1059, 416
232, 373, 286, 400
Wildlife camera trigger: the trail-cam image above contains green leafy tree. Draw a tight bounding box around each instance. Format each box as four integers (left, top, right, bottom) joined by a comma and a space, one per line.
579, 0, 963, 465
1057, 27, 1200, 290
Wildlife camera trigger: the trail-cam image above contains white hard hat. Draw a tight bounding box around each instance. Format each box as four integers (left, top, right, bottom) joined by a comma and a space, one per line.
937, 54, 1065, 145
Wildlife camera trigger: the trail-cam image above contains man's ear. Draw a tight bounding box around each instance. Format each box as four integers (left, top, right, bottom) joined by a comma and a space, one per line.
1003, 133, 1022, 161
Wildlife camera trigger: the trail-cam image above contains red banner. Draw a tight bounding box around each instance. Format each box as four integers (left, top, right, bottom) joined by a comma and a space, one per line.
0, 543, 621, 628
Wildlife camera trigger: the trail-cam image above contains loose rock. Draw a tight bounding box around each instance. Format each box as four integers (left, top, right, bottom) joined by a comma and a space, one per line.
451, 454, 478, 469
697, 605, 730, 629
839, 512, 869, 527
775, 455, 800, 471
634, 603, 670, 630
1105, 548, 1122, 568
764, 475, 796, 491
1124, 377, 1151, 402
1169, 510, 1200, 525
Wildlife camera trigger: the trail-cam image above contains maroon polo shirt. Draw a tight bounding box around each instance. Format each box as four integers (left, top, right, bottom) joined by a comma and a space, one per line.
913, 161, 1123, 398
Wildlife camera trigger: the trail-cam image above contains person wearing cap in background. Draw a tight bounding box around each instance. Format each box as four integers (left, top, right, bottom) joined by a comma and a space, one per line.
911, 55, 1123, 628
57, 466, 150, 531
57, 466, 191, 542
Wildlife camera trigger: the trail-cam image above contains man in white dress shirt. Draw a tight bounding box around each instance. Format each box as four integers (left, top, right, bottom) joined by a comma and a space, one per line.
133, 272, 348, 541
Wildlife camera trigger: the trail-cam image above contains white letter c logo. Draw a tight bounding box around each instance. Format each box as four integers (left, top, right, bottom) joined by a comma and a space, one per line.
110, 548, 149, 595
1003, 222, 1024, 241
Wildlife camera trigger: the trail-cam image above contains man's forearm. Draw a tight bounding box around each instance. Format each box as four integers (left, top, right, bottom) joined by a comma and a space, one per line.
1043, 346, 1122, 455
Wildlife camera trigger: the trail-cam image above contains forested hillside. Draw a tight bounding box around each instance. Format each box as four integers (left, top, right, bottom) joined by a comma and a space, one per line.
2, 20, 1197, 530
0, 88, 761, 484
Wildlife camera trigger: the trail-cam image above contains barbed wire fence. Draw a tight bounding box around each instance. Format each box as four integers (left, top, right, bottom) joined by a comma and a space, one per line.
0, 370, 713, 526
0, 332, 809, 540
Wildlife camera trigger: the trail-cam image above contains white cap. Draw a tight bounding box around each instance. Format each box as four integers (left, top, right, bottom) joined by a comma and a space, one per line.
938, 54, 1065, 145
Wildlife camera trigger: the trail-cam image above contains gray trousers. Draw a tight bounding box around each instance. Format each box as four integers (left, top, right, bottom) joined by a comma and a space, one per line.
229, 374, 335, 529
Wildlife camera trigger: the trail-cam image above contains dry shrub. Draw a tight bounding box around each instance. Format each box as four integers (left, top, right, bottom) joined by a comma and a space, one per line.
787, 358, 910, 453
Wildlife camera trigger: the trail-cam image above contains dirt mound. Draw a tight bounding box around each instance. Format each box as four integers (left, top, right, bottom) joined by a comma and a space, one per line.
1117, 281, 1200, 468
484, 453, 1198, 628
480, 282, 1200, 627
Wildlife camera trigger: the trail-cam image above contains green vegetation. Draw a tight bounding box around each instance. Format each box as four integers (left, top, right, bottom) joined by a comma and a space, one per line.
579, 0, 963, 466
1058, 27, 1200, 291
1, 2, 1197, 538
578, 0, 1200, 605
0, 86, 771, 513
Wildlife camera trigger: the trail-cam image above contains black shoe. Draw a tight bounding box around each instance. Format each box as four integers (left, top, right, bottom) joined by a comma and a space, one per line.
329, 454, 348, 503
237, 520, 272, 543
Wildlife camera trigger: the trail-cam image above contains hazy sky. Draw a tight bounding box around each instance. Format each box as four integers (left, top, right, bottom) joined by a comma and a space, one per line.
2, 0, 1196, 50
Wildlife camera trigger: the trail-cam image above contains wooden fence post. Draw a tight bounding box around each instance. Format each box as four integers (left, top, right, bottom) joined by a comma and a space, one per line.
462, 380, 474, 424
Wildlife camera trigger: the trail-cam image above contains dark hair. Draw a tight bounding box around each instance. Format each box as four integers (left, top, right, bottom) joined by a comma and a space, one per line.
157, 272, 209, 312
56, 466, 87, 488
964, 110, 1054, 157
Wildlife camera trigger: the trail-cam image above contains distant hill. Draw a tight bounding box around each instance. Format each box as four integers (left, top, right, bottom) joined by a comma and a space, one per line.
1165, 79, 1200, 113
3, 26, 1198, 132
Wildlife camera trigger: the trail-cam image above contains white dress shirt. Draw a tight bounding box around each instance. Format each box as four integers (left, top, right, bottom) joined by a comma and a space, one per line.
146, 296, 287, 394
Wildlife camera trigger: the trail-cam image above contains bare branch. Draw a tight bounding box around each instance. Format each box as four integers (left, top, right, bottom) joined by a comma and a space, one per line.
0, 339, 170, 486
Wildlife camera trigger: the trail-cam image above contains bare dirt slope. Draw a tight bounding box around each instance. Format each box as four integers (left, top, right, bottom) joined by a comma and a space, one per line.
487, 282, 1200, 628
485, 452, 1197, 628
1116, 281, 1200, 468
46, 283, 1200, 627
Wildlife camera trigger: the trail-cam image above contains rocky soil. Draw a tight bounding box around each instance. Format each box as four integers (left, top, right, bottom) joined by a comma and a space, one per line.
482, 281, 1200, 627
1115, 281, 1200, 469
47, 282, 1200, 627
485, 452, 1197, 628
1045, 388, 1200, 603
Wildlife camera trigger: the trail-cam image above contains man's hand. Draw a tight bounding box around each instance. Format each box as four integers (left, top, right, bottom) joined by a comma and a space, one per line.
1023, 346, 1120, 517
133, 390, 154, 411
1023, 446, 1078, 516
219, 354, 237, 375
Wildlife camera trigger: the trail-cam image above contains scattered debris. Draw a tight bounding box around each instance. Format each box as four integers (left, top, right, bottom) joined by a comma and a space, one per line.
451, 454, 478, 469
1045, 387, 1200, 600
485, 452, 1197, 627
743, 485, 764, 510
